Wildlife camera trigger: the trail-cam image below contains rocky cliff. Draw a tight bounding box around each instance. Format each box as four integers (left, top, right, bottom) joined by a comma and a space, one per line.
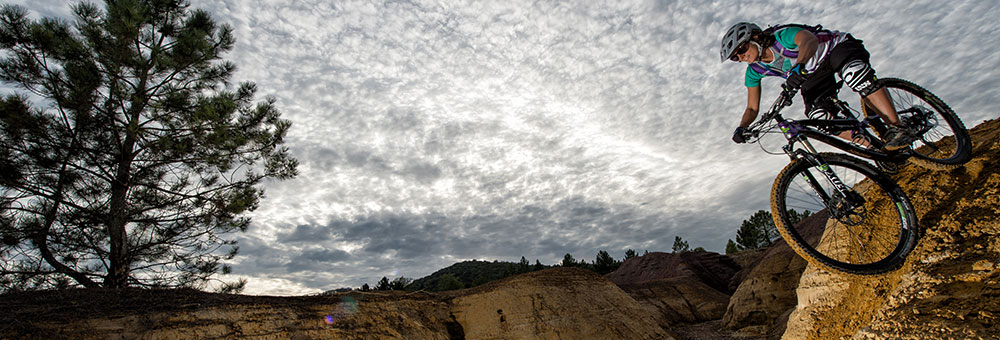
608, 251, 740, 328
450, 268, 675, 339
781, 118, 1000, 340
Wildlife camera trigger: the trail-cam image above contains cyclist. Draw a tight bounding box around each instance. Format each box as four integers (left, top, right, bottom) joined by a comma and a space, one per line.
722, 22, 917, 150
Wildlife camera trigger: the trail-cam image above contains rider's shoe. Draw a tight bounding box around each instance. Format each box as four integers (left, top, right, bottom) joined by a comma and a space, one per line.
882, 125, 918, 151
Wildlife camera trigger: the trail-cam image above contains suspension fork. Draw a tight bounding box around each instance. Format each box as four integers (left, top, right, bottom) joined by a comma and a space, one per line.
780, 125, 860, 208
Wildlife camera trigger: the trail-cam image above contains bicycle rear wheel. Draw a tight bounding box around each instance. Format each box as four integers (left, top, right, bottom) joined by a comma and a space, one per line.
863, 77, 972, 170
771, 153, 918, 275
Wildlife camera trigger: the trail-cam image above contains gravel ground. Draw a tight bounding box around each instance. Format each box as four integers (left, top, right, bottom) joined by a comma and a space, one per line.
673, 320, 756, 340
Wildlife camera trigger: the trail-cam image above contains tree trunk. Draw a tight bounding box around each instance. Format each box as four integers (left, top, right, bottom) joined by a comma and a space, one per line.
106, 116, 140, 288
105, 54, 153, 287
106, 150, 133, 288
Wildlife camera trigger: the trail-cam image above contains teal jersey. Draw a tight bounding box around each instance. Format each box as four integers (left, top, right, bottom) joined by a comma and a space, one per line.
744, 27, 802, 87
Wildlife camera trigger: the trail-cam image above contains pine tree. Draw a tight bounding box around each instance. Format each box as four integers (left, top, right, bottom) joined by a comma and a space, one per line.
624, 249, 638, 261
561, 253, 577, 267
726, 239, 741, 254
593, 250, 618, 274
0, 1, 297, 291
390, 277, 411, 290
518, 256, 530, 273
672, 236, 690, 253
735, 209, 811, 251
736, 210, 777, 250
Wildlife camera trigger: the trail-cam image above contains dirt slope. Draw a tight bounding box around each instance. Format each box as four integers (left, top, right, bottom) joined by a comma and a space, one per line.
608, 251, 740, 328
1, 287, 458, 339
450, 267, 676, 339
0, 268, 676, 340
783, 118, 1000, 340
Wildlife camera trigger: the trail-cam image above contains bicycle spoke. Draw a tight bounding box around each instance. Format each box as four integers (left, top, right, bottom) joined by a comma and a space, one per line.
777, 156, 910, 271
880, 78, 970, 168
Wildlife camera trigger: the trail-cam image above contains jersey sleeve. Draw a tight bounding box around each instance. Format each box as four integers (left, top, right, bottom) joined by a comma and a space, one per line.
774, 27, 803, 50
744, 65, 764, 87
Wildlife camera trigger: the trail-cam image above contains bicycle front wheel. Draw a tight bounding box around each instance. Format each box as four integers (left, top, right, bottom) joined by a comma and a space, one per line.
864, 77, 972, 170
770, 153, 919, 275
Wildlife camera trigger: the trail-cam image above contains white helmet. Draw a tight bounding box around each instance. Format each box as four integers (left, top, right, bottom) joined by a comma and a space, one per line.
720, 22, 761, 62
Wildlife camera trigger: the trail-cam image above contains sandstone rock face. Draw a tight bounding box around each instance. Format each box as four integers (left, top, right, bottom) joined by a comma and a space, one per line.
782, 119, 1000, 340
4, 289, 457, 340
725, 248, 767, 290
607, 251, 740, 294
1, 268, 677, 340
617, 277, 731, 327
721, 212, 827, 334
450, 268, 676, 340
606, 251, 740, 326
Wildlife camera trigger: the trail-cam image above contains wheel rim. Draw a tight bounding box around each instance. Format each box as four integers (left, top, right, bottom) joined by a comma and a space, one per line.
779, 161, 909, 269
883, 85, 963, 162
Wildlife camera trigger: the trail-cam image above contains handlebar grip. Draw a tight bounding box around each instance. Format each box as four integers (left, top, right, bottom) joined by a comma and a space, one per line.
779, 85, 797, 107
781, 84, 798, 96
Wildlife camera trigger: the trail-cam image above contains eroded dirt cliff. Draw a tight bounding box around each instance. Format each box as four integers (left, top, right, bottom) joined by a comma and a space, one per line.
450, 268, 676, 339
608, 251, 740, 328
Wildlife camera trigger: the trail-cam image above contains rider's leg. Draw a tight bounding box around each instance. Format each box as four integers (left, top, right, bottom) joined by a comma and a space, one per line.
800, 71, 862, 144
862, 87, 899, 125
837, 130, 865, 145
828, 37, 901, 125
835, 43, 917, 150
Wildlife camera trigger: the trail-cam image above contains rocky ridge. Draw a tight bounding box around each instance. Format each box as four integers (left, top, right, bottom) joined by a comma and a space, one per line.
1, 268, 678, 340
608, 251, 740, 328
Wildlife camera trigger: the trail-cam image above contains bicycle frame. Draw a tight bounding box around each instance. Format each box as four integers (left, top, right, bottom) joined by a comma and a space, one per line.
777, 119, 907, 162
747, 86, 907, 216
752, 78, 935, 275
753, 87, 911, 164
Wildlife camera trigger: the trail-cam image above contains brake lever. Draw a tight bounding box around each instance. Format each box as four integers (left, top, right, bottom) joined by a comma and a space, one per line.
779, 85, 798, 108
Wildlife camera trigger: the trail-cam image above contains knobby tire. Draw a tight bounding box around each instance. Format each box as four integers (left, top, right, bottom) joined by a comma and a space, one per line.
770, 153, 919, 275
864, 78, 972, 170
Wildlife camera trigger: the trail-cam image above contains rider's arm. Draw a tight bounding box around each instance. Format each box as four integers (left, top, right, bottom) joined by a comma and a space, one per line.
793, 30, 819, 66
738, 85, 762, 127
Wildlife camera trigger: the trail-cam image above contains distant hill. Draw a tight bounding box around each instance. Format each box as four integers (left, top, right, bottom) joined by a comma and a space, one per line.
408, 259, 549, 292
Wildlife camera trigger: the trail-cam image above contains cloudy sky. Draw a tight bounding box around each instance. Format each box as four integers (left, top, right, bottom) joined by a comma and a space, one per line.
10, 0, 998, 295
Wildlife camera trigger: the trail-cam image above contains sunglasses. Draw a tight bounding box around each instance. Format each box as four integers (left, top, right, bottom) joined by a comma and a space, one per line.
729, 42, 750, 61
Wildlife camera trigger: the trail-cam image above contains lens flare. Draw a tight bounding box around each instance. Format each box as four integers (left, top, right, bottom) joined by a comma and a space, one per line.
324, 296, 360, 325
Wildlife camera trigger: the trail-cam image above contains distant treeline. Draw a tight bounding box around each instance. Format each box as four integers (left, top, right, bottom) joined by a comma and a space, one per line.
349, 249, 648, 293
335, 209, 809, 294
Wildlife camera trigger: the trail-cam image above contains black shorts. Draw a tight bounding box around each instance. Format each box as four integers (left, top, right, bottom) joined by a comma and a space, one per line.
800, 35, 877, 106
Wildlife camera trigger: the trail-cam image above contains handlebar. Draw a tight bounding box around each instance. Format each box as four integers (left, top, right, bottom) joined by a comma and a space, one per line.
741, 85, 798, 141
763, 85, 798, 121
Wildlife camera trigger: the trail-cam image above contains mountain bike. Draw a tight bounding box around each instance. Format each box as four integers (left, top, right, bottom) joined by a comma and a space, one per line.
740, 77, 971, 275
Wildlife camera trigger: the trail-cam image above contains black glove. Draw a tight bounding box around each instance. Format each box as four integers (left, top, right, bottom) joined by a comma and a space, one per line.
785, 63, 809, 89
732, 126, 748, 144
